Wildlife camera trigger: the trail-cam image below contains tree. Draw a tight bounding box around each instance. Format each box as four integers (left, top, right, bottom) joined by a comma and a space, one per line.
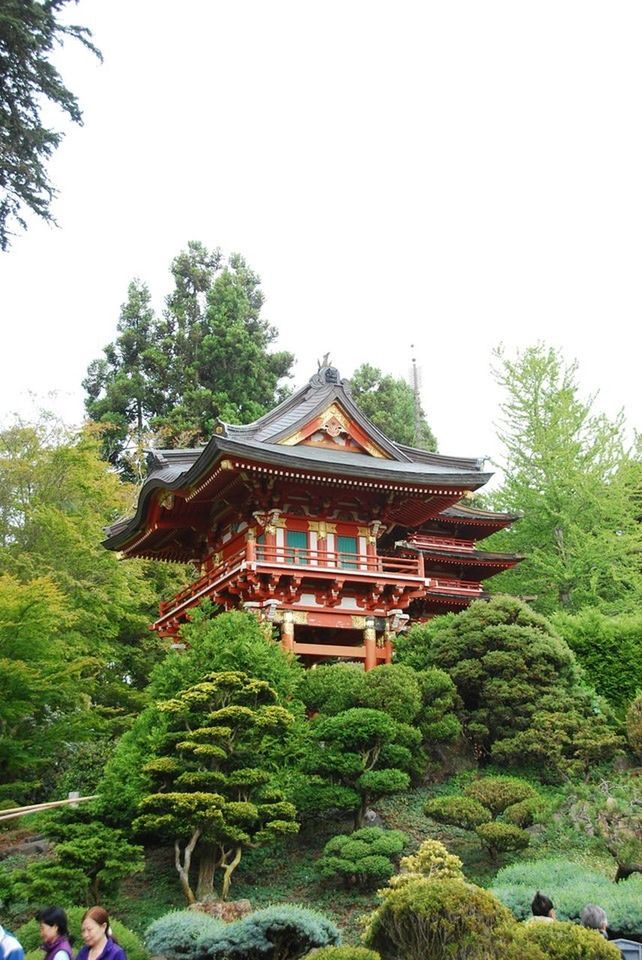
84, 243, 295, 471
134, 671, 299, 902
316, 827, 407, 889
350, 363, 437, 450
487, 344, 642, 614
0, 0, 101, 249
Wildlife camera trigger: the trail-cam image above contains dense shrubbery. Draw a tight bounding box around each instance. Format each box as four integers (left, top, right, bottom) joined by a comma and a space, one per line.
424, 795, 490, 830
316, 828, 407, 888
364, 877, 514, 960
145, 911, 225, 960
492, 858, 642, 938
391, 839, 464, 887
306, 950, 379, 960
18, 910, 146, 960
513, 920, 620, 959
627, 693, 642, 759
196, 905, 340, 960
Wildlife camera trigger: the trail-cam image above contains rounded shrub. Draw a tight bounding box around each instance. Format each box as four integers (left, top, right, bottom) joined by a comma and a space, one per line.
145, 910, 226, 960
197, 904, 340, 960
18, 909, 146, 960
465, 777, 535, 817
424, 795, 491, 830
514, 920, 621, 959
395, 839, 464, 884
317, 828, 407, 889
364, 877, 514, 960
475, 822, 529, 859
492, 857, 642, 939
503, 798, 540, 828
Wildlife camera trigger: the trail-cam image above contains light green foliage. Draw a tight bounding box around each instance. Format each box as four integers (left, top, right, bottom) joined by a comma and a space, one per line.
492, 858, 642, 938
513, 922, 620, 960
134, 670, 298, 902
10, 812, 144, 904
18, 909, 146, 960
424, 795, 491, 830
626, 693, 642, 759
406, 595, 620, 775
196, 904, 340, 960
364, 877, 514, 960
84, 243, 294, 472
487, 344, 642, 615
475, 822, 529, 859
465, 777, 535, 817
307, 949, 379, 960
303, 708, 419, 827
0, 0, 100, 249
554, 609, 642, 711
145, 910, 226, 960
316, 827, 407, 888
396, 839, 464, 883
350, 363, 437, 450
503, 798, 541, 828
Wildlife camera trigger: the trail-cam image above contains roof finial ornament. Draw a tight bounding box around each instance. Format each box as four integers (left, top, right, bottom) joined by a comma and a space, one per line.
317, 352, 331, 370
310, 353, 340, 387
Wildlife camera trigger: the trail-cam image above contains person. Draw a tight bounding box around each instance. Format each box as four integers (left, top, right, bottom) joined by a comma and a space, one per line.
75, 909, 126, 960
37, 907, 73, 960
529, 891, 556, 922
0, 923, 24, 960
581, 904, 609, 939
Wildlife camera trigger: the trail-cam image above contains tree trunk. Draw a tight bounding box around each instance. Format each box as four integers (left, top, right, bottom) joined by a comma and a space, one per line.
175, 830, 201, 904
196, 841, 218, 901
220, 846, 242, 901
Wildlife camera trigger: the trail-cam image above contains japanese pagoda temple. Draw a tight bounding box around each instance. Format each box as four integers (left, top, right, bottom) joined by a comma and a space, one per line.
103, 363, 521, 669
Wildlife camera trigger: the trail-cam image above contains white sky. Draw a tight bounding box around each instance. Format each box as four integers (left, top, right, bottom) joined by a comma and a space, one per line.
1, 0, 641, 470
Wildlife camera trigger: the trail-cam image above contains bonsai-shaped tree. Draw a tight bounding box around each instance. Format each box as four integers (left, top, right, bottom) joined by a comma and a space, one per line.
134, 670, 298, 902
425, 777, 535, 860
316, 827, 407, 888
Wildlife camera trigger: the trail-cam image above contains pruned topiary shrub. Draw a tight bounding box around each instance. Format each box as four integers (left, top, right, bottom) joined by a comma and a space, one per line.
316, 828, 407, 888
393, 839, 464, 886
513, 920, 621, 959
363, 877, 514, 960
145, 910, 225, 960
18, 909, 146, 960
475, 822, 530, 859
197, 904, 340, 960
465, 777, 535, 817
503, 797, 541, 828
424, 795, 490, 830
492, 857, 642, 939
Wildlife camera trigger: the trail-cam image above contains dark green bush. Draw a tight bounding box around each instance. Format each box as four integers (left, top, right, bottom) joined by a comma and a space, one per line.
513, 920, 620, 959
18, 909, 146, 960
465, 777, 535, 817
317, 828, 407, 888
424, 795, 490, 830
364, 877, 514, 960
626, 693, 642, 759
145, 911, 225, 960
475, 821, 529, 859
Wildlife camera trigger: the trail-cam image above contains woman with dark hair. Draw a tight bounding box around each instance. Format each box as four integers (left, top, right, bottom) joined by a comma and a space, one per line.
37, 907, 73, 960
75, 909, 125, 960
528, 891, 556, 922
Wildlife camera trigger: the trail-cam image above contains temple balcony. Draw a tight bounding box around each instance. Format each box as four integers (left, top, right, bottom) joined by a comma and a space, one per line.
403, 532, 476, 552
427, 576, 483, 596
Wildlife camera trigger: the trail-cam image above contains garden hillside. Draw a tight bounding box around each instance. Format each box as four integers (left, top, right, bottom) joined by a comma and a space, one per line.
1, 338, 641, 959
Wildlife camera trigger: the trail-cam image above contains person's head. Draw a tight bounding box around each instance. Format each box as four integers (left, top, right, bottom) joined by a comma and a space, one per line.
581, 904, 608, 932
531, 891, 555, 918
37, 907, 69, 944
81, 908, 111, 948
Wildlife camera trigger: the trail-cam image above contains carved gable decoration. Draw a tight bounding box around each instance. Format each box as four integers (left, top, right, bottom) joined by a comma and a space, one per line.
280, 403, 390, 459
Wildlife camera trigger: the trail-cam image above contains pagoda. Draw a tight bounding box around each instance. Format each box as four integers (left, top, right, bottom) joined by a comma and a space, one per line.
104, 363, 521, 669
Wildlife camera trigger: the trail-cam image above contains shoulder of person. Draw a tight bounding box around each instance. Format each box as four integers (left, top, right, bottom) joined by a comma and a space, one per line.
52, 950, 71, 960
0, 931, 25, 960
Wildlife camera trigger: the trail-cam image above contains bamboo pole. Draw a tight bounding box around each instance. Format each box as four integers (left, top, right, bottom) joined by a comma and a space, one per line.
0, 795, 98, 822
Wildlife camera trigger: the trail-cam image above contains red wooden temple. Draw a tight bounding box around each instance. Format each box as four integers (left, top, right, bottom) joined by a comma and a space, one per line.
104, 363, 521, 669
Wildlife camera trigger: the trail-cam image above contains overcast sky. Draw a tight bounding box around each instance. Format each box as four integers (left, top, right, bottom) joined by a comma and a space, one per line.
1, 0, 640, 470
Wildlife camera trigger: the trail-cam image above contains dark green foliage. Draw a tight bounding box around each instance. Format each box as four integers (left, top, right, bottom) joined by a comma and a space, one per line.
492, 858, 642, 938
513, 922, 620, 960
627, 693, 642, 759
475, 822, 530, 859
554, 609, 642, 711
413, 668, 461, 745
145, 910, 225, 960
298, 664, 365, 716
350, 364, 437, 450
364, 877, 514, 960
303, 708, 419, 828
0, 0, 101, 249
358, 665, 422, 724
316, 828, 407, 888
196, 904, 340, 960
84, 243, 294, 472
424, 796, 491, 830
18, 909, 146, 960
10, 813, 144, 904
406, 595, 620, 775
134, 670, 298, 902
503, 798, 540, 828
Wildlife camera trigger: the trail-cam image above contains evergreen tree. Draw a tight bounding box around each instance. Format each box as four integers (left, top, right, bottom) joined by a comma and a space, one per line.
84, 243, 295, 472
0, 0, 101, 249
350, 363, 437, 450
487, 344, 642, 614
